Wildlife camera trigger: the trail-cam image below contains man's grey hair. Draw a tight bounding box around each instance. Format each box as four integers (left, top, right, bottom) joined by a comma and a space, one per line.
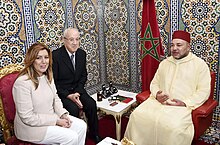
63, 27, 79, 37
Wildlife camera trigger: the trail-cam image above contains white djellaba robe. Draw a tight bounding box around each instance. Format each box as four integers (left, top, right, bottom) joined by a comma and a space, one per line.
125, 52, 211, 145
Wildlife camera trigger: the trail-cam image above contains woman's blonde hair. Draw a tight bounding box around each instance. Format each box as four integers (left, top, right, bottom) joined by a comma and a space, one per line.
19, 42, 53, 89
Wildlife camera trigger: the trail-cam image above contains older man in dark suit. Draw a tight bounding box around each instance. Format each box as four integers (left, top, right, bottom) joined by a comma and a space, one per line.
52, 28, 101, 143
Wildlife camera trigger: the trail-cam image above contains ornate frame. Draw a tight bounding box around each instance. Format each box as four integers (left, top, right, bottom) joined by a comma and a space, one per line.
0, 64, 23, 142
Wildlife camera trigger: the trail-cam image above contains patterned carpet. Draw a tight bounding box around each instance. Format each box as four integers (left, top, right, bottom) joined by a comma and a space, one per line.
199, 106, 220, 145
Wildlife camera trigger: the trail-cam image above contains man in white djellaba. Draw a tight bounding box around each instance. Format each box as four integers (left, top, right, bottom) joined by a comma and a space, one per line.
124, 30, 211, 145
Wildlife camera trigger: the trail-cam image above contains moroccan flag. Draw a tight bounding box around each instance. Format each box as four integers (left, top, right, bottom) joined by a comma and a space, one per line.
140, 0, 164, 91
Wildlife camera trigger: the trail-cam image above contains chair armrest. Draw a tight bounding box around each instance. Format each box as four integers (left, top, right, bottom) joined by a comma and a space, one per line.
192, 99, 218, 117
136, 90, 151, 103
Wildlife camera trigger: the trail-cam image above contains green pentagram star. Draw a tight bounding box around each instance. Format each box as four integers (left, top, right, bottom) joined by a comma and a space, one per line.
140, 23, 160, 61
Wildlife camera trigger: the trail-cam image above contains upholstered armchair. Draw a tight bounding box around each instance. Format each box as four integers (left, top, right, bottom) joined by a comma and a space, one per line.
136, 72, 218, 141
0, 64, 40, 145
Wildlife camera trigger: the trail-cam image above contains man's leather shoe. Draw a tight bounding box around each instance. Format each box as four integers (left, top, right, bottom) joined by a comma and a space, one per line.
93, 135, 102, 143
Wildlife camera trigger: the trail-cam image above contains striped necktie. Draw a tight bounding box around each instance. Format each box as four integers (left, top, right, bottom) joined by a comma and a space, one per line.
71, 54, 75, 70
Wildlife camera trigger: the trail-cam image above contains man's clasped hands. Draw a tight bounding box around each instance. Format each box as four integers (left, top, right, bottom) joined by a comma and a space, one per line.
156, 90, 186, 107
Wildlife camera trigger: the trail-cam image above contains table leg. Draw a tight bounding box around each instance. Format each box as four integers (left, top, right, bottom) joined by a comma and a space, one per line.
113, 114, 122, 140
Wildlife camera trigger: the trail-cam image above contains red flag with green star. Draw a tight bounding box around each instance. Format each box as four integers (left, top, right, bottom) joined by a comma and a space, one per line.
140, 0, 164, 91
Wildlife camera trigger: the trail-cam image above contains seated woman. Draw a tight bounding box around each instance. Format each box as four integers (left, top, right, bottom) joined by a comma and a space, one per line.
13, 42, 87, 145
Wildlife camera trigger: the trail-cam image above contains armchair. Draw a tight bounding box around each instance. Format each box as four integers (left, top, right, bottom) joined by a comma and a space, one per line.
136, 72, 218, 141
0, 64, 40, 145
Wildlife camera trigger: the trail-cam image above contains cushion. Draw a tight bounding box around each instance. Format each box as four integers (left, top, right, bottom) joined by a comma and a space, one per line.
0, 72, 19, 123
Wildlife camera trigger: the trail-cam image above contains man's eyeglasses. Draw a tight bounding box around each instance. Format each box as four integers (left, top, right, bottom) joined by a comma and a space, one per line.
64, 37, 79, 42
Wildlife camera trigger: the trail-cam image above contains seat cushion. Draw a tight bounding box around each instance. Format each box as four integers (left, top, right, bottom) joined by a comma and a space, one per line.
0, 72, 19, 123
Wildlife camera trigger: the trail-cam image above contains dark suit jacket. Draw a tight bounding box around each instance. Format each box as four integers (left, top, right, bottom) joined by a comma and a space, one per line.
52, 45, 88, 98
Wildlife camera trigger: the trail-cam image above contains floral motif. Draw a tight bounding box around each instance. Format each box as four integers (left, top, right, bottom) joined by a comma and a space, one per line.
182, 0, 219, 72
74, 1, 97, 31
35, 0, 65, 50
191, 1, 210, 22
104, 0, 129, 85
104, 0, 127, 27
0, 0, 21, 37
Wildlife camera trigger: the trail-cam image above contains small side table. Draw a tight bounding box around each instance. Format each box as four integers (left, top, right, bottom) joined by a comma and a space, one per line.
91, 90, 137, 140
97, 137, 121, 145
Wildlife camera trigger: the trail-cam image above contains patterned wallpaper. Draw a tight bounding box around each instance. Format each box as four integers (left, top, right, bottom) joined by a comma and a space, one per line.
0, 0, 219, 104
